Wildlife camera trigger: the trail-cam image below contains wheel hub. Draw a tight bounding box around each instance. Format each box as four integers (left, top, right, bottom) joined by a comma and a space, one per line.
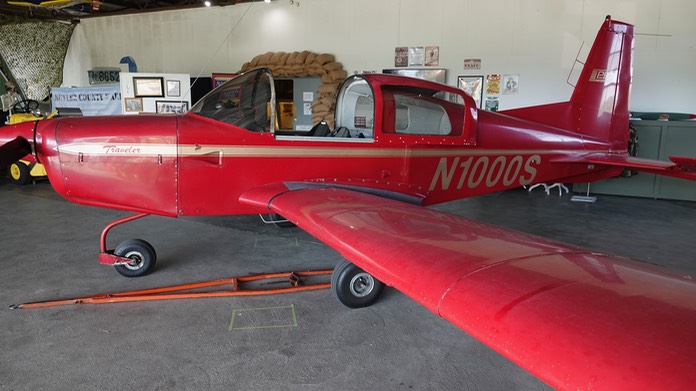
349, 272, 375, 297
122, 251, 144, 270
10, 164, 21, 180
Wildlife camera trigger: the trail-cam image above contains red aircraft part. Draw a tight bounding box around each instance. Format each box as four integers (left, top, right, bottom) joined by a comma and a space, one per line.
246, 186, 696, 390
0, 18, 642, 217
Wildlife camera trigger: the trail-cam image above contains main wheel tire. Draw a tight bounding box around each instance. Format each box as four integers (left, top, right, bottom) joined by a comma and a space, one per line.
9, 162, 31, 185
113, 239, 157, 277
331, 259, 384, 308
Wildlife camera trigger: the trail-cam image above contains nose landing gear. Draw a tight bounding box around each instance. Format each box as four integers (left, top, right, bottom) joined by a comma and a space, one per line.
98, 213, 157, 277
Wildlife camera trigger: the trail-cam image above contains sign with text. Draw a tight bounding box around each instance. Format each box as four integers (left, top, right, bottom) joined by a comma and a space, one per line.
88, 68, 121, 85
51, 85, 122, 116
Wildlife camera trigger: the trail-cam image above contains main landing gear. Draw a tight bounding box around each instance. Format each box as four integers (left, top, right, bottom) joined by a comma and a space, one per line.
331, 259, 385, 308
98, 213, 385, 309
98, 213, 157, 277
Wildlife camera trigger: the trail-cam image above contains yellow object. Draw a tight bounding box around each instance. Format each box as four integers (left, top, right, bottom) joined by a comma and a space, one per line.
278, 102, 295, 130
9, 113, 41, 125
5, 110, 55, 183
27, 160, 47, 177
8, 109, 55, 125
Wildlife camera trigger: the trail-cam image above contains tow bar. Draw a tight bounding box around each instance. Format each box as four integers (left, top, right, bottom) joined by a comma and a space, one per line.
10, 269, 332, 309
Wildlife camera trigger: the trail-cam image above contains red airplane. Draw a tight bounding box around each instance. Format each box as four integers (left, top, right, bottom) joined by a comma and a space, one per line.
2, 16, 696, 390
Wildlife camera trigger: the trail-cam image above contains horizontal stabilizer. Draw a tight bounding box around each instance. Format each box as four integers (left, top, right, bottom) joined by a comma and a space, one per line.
554, 152, 696, 181
670, 156, 696, 172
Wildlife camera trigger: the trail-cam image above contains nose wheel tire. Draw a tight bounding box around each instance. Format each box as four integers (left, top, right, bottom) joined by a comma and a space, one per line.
113, 239, 157, 277
331, 259, 385, 308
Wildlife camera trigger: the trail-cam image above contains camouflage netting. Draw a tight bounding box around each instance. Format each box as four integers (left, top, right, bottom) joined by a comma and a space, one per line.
239, 51, 347, 128
0, 16, 75, 100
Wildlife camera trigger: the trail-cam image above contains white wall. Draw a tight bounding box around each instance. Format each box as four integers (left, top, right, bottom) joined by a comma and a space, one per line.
63, 0, 696, 112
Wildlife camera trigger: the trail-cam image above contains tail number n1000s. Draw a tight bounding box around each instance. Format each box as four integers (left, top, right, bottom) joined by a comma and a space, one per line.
428, 155, 540, 191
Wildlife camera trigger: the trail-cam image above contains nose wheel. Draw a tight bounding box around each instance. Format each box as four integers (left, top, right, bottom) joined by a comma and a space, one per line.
113, 239, 157, 277
331, 259, 384, 308
98, 213, 157, 277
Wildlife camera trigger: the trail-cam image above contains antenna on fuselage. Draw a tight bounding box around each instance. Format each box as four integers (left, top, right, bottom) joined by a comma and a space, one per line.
566, 41, 587, 89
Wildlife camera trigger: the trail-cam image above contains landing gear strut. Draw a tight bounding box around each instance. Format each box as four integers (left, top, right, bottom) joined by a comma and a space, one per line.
331, 259, 384, 308
98, 213, 157, 277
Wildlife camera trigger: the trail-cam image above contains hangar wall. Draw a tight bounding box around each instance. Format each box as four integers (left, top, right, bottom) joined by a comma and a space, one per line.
63, 0, 696, 113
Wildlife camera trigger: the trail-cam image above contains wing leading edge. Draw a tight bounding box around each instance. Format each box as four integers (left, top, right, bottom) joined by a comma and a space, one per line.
240, 186, 696, 390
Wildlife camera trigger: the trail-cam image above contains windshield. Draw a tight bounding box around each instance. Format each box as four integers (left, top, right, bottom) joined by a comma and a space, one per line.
190, 68, 275, 132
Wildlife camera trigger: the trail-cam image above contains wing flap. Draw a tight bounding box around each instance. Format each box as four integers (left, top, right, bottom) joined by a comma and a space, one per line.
240, 186, 696, 390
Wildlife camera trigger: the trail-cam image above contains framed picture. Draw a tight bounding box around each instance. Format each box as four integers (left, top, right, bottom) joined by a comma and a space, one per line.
166, 80, 180, 97
424, 46, 439, 66
458, 75, 484, 109
394, 47, 408, 67
133, 77, 164, 97
124, 97, 143, 112
156, 100, 188, 114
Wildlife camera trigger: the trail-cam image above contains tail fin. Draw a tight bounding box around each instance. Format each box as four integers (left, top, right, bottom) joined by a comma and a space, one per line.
502, 16, 634, 149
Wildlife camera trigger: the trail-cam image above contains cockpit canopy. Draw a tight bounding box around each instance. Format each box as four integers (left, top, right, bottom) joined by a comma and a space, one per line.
190, 68, 275, 132
190, 68, 476, 145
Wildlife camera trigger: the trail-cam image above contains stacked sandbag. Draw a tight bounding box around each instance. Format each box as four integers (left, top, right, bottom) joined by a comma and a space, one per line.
238, 51, 346, 128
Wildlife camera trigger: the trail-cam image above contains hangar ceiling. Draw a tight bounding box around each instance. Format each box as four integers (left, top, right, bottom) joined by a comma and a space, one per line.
0, 0, 259, 22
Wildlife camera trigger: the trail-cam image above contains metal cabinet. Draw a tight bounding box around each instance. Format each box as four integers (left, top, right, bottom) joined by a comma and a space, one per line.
575, 120, 696, 201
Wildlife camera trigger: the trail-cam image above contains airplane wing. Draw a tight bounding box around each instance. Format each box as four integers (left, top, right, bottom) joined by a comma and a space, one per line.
240, 185, 696, 390
554, 152, 696, 180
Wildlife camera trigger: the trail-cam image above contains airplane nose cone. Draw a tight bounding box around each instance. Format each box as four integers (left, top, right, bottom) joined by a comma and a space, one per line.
0, 136, 32, 171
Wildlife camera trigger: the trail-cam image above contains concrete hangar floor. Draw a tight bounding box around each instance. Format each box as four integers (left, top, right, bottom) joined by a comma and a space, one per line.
1, 178, 695, 390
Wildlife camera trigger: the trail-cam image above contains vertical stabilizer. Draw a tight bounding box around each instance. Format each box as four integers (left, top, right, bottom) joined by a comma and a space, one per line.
501, 16, 634, 149
571, 16, 634, 147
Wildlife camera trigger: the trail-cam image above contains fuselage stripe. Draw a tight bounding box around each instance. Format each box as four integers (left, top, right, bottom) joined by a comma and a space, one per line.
58, 142, 609, 159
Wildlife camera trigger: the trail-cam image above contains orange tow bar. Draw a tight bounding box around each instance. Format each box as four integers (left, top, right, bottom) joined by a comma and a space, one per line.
10, 269, 333, 309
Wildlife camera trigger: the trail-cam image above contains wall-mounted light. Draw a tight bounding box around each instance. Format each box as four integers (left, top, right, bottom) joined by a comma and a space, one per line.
264, 0, 271, 3
204, 0, 211, 6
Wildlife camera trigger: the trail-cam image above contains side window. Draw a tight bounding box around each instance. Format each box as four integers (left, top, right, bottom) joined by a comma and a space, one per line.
394, 95, 451, 135
190, 69, 274, 132
382, 85, 464, 137
335, 77, 375, 138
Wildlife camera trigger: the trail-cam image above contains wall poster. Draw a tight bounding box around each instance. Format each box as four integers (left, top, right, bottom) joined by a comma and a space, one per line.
458, 75, 483, 108
502, 74, 519, 95
485, 74, 501, 95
